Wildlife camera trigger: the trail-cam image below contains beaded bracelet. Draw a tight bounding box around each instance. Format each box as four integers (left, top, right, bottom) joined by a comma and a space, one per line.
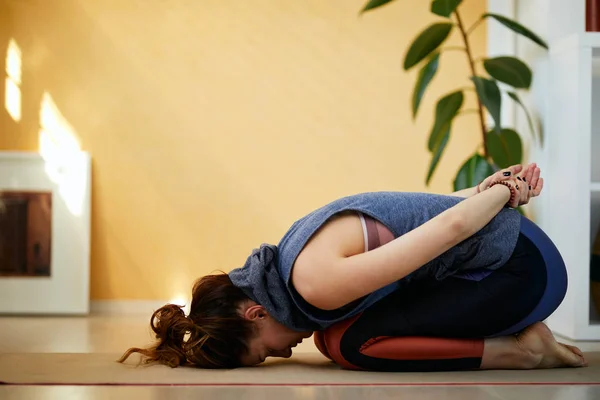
488, 180, 517, 206
476, 180, 484, 193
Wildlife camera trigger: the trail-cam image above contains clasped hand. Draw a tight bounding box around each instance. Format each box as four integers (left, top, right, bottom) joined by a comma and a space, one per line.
477, 163, 544, 208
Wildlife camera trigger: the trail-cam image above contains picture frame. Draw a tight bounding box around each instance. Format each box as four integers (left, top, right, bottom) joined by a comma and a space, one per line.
0, 151, 91, 314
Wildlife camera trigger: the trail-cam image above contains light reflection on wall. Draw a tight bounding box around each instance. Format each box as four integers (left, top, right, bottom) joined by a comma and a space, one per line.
4, 39, 22, 122
169, 295, 191, 315
38, 92, 87, 216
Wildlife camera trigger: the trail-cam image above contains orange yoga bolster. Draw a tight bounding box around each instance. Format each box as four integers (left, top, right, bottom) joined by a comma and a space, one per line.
314, 314, 484, 370
359, 336, 484, 360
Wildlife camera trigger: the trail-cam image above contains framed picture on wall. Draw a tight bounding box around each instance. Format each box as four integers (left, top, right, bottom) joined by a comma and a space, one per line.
0, 151, 91, 315
0, 190, 52, 277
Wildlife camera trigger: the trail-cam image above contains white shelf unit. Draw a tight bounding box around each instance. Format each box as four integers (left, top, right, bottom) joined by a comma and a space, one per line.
543, 32, 600, 340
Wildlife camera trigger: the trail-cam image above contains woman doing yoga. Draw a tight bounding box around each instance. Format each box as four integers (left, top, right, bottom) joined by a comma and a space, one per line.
119, 163, 588, 371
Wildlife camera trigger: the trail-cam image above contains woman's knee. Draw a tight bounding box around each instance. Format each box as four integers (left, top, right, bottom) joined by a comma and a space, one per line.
314, 315, 366, 370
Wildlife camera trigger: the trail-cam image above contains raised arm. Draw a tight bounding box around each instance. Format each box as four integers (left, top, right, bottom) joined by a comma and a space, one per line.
304, 183, 516, 311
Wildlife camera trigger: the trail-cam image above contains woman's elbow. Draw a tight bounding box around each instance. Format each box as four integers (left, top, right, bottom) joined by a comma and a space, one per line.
292, 263, 348, 311
296, 281, 346, 311
301, 288, 341, 311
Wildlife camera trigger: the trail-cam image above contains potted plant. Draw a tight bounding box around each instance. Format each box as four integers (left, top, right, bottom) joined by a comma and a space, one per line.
360, 0, 548, 190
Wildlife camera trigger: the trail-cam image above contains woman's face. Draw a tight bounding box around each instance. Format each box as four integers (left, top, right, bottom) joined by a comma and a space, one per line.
240, 303, 313, 366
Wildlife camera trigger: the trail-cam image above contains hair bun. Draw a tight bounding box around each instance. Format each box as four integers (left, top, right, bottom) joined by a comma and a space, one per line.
162, 304, 186, 317
151, 304, 189, 339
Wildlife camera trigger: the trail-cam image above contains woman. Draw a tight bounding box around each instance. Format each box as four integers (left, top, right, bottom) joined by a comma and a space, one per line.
119, 163, 588, 371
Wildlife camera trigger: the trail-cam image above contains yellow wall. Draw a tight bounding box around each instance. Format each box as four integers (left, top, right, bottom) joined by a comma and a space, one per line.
0, 0, 487, 301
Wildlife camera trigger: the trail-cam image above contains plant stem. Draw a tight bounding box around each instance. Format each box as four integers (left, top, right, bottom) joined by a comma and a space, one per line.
466, 17, 485, 36
454, 10, 488, 157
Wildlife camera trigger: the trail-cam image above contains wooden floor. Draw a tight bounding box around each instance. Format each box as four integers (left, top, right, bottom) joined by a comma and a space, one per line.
1, 314, 599, 399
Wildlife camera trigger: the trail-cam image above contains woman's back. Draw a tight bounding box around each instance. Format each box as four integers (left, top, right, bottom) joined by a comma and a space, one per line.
278, 191, 522, 283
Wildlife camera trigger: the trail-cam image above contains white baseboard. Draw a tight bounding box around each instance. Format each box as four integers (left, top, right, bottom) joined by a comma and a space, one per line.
91, 300, 180, 315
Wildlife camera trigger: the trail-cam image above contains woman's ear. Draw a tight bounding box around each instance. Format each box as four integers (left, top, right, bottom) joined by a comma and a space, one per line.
243, 304, 268, 321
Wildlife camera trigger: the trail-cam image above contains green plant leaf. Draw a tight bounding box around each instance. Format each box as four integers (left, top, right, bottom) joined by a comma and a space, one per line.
404, 23, 453, 70
471, 76, 501, 132
507, 91, 540, 144
453, 154, 494, 191
483, 57, 532, 89
486, 128, 523, 168
428, 90, 463, 151
412, 52, 440, 119
426, 126, 450, 185
360, 0, 396, 13
431, 0, 462, 17
483, 13, 548, 49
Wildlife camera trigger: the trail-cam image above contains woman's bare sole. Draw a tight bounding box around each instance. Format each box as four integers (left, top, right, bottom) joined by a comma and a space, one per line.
481, 322, 587, 369
515, 322, 588, 368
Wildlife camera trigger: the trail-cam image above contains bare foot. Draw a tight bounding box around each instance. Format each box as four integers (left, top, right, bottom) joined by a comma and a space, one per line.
560, 343, 584, 358
516, 322, 587, 368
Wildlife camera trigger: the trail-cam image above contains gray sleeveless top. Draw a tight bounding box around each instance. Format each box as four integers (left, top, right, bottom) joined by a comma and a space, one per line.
229, 191, 521, 332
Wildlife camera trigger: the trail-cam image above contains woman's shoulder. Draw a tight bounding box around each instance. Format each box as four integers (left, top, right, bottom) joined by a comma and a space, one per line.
275, 192, 456, 264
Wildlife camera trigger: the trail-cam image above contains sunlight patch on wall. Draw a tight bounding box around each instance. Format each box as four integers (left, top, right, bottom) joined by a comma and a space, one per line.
38, 92, 87, 216
4, 39, 22, 122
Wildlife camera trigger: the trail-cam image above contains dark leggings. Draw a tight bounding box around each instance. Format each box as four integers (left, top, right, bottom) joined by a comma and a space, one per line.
313, 217, 568, 372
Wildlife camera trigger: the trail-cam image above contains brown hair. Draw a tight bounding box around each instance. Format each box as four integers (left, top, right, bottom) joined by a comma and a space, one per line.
118, 272, 255, 369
